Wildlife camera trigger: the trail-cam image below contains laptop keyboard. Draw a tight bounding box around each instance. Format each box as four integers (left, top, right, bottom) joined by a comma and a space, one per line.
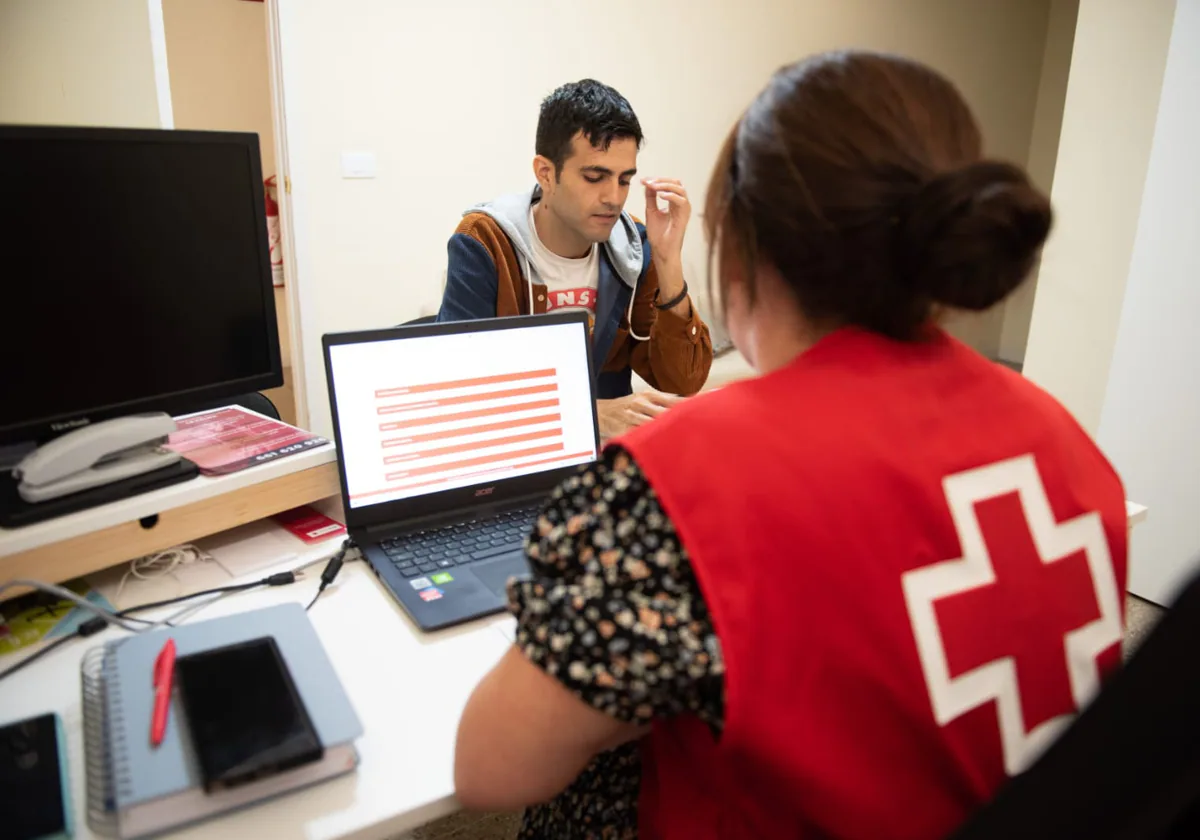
376, 505, 540, 578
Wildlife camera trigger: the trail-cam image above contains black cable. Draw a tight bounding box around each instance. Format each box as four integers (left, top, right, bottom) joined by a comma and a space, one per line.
306, 539, 354, 612
116, 570, 304, 627
114, 573, 298, 627
0, 634, 76, 682
116, 576, 281, 617
0, 611, 111, 683
304, 588, 323, 612
0, 570, 305, 683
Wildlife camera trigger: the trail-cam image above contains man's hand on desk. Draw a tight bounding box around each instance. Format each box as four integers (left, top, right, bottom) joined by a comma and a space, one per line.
597, 390, 685, 441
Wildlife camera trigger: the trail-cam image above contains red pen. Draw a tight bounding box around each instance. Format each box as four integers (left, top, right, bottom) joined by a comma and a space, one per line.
151, 638, 176, 747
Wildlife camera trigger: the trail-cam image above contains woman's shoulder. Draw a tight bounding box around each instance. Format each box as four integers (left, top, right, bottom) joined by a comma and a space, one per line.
512, 443, 727, 728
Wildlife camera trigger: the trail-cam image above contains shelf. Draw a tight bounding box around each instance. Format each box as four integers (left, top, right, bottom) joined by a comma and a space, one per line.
0, 444, 341, 599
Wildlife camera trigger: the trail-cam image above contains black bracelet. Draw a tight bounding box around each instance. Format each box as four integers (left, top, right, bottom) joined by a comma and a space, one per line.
655, 281, 689, 311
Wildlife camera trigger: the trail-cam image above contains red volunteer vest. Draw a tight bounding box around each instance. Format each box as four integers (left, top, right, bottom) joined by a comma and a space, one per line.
619, 328, 1128, 840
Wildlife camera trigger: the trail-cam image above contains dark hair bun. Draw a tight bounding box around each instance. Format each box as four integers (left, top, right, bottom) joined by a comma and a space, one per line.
900, 160, 1052, 311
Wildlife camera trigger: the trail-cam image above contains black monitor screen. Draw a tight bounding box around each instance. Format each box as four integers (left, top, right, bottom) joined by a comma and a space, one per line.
0, 127, 281, 444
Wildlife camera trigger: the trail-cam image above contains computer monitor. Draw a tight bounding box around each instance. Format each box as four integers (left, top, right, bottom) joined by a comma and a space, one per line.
0, 125, 282, 446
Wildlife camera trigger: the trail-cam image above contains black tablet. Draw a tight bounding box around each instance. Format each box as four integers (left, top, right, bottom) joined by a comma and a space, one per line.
174, 636, 323, 792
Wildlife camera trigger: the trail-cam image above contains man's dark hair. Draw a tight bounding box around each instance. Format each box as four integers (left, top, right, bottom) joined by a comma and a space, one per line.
536, 79, 643, 176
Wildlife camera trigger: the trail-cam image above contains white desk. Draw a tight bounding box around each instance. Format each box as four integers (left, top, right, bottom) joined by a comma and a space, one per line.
0, 560, 515, 840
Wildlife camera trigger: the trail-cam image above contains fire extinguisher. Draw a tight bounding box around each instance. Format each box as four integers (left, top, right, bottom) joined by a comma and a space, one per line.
264, 175, 284, 287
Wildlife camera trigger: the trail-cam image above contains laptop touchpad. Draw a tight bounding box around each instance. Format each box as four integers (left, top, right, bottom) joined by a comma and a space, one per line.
473, 553, 529, 597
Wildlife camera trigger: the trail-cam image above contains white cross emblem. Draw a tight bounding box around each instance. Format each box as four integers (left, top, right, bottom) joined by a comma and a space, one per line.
901, 454, 1122, 776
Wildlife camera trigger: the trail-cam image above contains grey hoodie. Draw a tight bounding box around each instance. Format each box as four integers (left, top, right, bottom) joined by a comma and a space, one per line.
464, 185, 646, 294
450, 185, 655, 400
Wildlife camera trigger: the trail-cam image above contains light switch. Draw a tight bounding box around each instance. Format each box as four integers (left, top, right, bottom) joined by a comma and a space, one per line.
340, 151, 377, 179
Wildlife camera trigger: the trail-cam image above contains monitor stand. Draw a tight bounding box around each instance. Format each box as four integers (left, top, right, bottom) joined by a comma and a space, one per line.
0, 413, 200, 528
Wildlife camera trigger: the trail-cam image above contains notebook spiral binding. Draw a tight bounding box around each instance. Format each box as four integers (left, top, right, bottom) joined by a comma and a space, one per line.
81, 644, 121, 837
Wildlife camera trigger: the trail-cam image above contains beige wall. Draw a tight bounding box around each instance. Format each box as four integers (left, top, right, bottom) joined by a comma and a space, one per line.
998, 0, 1079, 363
1022, 0, 1178, 433
0, 0, 169, 127
277, 0, 1058, 435
1096, 0, 1200, 604
162, 0, 276, 175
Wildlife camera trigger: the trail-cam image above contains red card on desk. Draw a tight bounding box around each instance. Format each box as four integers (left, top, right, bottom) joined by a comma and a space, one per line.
274, 506, 347, 544
166, 406, 328, 476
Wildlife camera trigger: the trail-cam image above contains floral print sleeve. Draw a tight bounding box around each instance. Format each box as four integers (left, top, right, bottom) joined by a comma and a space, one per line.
507, 445, 726, 726
506, 445, 725, 840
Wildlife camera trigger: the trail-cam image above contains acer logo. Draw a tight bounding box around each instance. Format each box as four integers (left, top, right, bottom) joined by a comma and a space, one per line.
51, 418, 90, 432
474, 487, 496, 497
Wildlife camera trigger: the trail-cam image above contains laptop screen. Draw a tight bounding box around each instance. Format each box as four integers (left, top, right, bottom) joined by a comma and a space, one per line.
327, 319, 598, 509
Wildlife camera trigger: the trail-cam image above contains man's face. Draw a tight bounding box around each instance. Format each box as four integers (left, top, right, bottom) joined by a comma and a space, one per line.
540, 132, 638, 244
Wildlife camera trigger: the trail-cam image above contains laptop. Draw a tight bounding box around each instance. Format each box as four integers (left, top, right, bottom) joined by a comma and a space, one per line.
322, 312, 600, 630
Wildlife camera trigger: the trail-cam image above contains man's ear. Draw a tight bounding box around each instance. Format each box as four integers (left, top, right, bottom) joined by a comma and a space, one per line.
532, 155, 556, 192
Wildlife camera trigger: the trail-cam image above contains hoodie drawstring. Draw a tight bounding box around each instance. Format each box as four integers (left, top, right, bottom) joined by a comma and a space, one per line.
627, 281, 650, 341
520, 253, 535, 316
522, 250, 649, 341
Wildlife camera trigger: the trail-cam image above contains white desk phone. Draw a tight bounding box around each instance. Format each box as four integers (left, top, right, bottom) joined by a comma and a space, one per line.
14, 413, 181, 503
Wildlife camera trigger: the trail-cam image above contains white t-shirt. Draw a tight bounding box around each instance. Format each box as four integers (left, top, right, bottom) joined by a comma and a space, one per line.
528, 205, 600, 318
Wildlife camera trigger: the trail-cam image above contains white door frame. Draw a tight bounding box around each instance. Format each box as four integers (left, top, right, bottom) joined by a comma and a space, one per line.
146, 0, 174, 129
263, 0, 311, 428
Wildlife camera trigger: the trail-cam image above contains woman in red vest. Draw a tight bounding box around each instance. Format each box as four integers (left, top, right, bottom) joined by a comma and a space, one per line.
455, 51, 1128, 840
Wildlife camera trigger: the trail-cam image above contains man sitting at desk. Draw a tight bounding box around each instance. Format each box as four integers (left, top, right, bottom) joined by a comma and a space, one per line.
436, 79, 713, 438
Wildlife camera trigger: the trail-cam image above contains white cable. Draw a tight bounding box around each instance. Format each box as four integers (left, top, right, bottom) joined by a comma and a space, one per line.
113, 544, 206, 608
3, 546, 237, 641
111, 541, 345, 621
627, 282, 650, 341
521, 253, 536, 315
0, 579, 146, 633
526, 238, 652, 343
524, 210, 651, 342
156, 591, 234, 627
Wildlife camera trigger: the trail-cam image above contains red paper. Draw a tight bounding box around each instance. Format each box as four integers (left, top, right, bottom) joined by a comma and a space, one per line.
166, 406, 328, 476
274, 506, 347, 544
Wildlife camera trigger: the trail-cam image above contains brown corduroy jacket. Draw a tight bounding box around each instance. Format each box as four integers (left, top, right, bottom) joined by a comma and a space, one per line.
438, 201, 713, 399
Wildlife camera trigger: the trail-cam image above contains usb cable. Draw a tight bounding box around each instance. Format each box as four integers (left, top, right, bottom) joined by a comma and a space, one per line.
305, 539, 356, 612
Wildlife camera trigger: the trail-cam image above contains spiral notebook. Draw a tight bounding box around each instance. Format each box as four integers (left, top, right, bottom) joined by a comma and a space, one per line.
81, 603, 363, 839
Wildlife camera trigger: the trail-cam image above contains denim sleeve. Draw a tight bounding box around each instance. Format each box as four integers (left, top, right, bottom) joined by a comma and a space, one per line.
437, 232, 500, 322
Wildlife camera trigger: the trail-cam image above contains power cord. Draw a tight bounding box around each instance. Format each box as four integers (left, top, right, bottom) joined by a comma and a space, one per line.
117, 570, 303, 619
0, 607, 114, 682
0, 580, 148, 634
305, 538, 356, 612
1, 538, 355, 681
0, 569, 306, 683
